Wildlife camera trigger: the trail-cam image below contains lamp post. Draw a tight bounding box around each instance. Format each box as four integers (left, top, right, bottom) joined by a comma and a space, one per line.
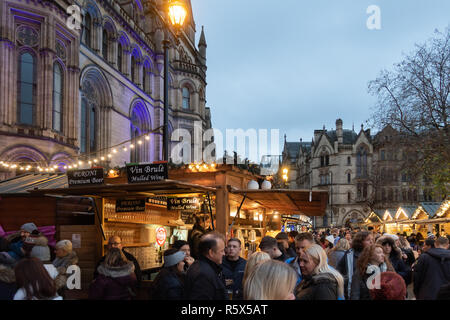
282, 168, 289, 188
163, 0, 187, 162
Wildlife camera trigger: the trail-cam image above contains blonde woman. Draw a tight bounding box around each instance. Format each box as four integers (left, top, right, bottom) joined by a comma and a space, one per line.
242, 251, 270, 288
296, 244, 345, 300
328, 238, 350, 269
244, 260, 297, 300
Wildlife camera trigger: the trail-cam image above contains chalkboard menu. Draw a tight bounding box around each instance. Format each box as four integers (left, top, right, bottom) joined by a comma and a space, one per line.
181, 211, 194, 224
67, 168, 104, 187
167, 197, 201, 211
116, 199, 146, 212
126, 163, 168, 183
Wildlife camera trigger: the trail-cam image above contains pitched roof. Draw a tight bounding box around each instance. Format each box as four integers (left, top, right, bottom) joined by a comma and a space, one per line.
420, 202, 441, 218
0, 174, 68, 194
397, 206, 417, 219
285, 142, 301, 159
325, 130, 358, 145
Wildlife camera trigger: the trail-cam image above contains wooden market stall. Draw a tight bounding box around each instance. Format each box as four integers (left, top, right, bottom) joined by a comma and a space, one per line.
394, 206, 417, 235
381, 208, 396, 234
363, 210, 383, 232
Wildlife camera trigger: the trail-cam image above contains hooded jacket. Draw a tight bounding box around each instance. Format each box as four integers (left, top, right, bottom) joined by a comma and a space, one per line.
0, 264, 16, 300
413, 248, 450, 300
296, 272, 339, 300
89, 262, 137, 300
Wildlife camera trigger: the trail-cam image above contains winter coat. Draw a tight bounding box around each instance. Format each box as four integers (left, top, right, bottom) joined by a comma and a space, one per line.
328, 250, 346, 269
286, 256, 302, 287
389, 254, 411, 285
89, 262, 137, 300
221, 257, 246, 300
336, 249, 362, 299
0, 265, 16, 300
413, 248, 450, 300
401, 248, 416, 267
184, 256, 228, 300
94, 249, 141, 287
350, 263, 388, 300
6, 233, 24, 261
53, 251, 79, 290
296, 272, 339, 300
151, 268, 185, 300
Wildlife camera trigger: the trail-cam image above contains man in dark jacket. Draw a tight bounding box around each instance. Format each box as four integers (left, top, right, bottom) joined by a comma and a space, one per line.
414, 236, 450, 300
184, 232, 228, 300
276, 232, 296, 258
94, 236, 142, 286
221, 238, 246, 300
188, 215, 210, 260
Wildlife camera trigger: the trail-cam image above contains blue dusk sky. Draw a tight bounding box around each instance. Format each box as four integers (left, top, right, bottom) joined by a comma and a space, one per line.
190, 0, 450, 161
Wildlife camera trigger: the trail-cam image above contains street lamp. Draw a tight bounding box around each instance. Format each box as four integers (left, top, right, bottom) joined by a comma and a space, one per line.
163, 0, 188, 162
282, 168, 289, 188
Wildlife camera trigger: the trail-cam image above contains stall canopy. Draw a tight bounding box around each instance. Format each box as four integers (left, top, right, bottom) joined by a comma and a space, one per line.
365, 210, 383, 224
0, 173, 67, 194
228, 187, 328, 216
395, 206, 417, 220
29, 179, 217, 198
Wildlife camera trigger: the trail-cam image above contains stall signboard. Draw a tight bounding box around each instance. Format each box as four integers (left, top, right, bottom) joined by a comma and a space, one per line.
67, 168, 104, 187
167, 197, 201, 211
116, 199, 146, 212
181, 211, 194, 224
156, 227, 167, 246
126, 163, 168, 183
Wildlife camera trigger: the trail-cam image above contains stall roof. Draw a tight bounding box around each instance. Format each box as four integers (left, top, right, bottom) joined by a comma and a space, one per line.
420, 202, 441, 218
28, 179, 217, 197
0, 174, 67, 194
228, 188, 328, 216
396, 206, 417, 220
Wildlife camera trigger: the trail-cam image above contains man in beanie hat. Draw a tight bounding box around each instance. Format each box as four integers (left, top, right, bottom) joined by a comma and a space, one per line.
369, 271, 406, 300
5, 222, 38, 261
150, 249, 186, 300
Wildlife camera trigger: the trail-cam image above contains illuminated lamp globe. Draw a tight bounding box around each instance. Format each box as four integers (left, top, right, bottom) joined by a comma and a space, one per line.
261, 180, 272, 190
247, 180, 259, 190
168, 0, 187, 29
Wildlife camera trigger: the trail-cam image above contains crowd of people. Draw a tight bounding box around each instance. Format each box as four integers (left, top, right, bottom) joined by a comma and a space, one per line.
1, 221, 449, 300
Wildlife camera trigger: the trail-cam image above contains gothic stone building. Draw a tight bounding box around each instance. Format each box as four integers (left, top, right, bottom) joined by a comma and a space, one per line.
0, 0, 211, 180
282, 119, 438, 228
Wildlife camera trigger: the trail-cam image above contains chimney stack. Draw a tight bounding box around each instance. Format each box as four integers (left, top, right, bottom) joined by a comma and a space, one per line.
336, 119, 343, 144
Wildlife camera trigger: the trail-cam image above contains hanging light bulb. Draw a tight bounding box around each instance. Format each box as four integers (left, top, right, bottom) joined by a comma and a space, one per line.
138, 140, 142, 145
145, 135, 150, 141
130, 144, 134, 149
88, 161, 92, 165
68, 165, 72, 169
73, 164, 78, 168
113, 149, 117, 153
123, 147, 127, 152
101, 157, 105, 161
93, 159, 98, 163
78, 161, 83, 165
63, 166, 67, 169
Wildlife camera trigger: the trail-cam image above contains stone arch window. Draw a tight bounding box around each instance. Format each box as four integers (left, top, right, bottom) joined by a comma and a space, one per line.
347, 191, 352, 203
18, 51, 37, 125
182, 87, 191, 110
52, 62, 63, 132
130, 101, 151, 163
347, 172, 351, 184
80, 82, 98, 154
117, 42, 123, 72
131, 55, 136, 83
356, 146, 368, 177
83, 12, 92, 48
320, 151, 329, 167
102, 29, 109, 61
142, 59, 152, 93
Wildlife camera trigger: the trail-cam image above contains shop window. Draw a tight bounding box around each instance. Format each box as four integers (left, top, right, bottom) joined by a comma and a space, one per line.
18, 52, 36, 125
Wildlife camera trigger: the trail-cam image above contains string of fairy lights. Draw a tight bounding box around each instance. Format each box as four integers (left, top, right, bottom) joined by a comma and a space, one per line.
0, 127, 163, 173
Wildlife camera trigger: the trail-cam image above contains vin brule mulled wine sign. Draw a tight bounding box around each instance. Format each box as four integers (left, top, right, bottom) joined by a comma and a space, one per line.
67, 168, 104, 187
126, 163, 168, 183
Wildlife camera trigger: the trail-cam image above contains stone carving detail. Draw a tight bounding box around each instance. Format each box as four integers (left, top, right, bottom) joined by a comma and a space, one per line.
56, 41, 66, 60
81, 81, 98, 103
17, 25, 39, 47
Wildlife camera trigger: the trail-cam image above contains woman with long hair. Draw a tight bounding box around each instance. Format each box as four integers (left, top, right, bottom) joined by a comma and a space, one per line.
150, 249, 186, 300
242, 251, 270, 288
328, 238, 350, 269
14, 257, 61, 300
89, 248, 137, 300
336, 231, 374, 299
296, 244, 344, 300
376, 236, 411, 285
350, 244, 395, 300
244, 260, 296, 300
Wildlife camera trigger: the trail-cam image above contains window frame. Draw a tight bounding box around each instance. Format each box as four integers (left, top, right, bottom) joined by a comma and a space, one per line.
52, 62, 64, 132
17, 51, 37, 126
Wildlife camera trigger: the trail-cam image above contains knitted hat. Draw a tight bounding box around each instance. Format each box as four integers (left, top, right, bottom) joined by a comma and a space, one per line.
163, 251, 185, 268
56, 240, 73, 253
369, 271, 406, 300
24, 236, 51, 262
20, 223, 37, 233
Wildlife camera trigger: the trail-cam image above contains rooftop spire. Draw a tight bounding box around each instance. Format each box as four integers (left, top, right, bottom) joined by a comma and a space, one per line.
198, 25, 207, 47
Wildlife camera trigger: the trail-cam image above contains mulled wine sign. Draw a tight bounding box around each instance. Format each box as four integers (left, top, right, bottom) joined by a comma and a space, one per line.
126, 163, 168, 183
115, 199, 146, 212
167, 197, 201, 211
67, 168, 104, 187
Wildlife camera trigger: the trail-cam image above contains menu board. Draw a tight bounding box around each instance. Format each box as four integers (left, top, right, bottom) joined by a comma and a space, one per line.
167, 197, 201, 211
116, 199, 146, 212
181, 211, 194, 224
67, 168, 104, 187
126, 163, 168, 183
